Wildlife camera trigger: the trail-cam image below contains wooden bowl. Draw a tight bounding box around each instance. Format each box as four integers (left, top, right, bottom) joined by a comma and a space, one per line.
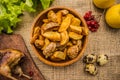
31, 6, 88, 67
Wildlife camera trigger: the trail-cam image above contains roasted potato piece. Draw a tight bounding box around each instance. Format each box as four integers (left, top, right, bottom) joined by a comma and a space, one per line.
41, 23, 47, 34
69, 32, 83, 40
66, 41, 73, 47
43, 19, 50, 23
58, 14, 73, 32
60, 31, 69, 45
71, 17, 81, 26
42, 38, 50, 50
50, 51, 66, 61
69, 25, 82, 34
34, 39, 44, 48
82, 27, 89, 35
39, 35, 45, 40
33, 26, 41, 35
31, 26, 41, 44
60, 10, 69, 15
43, 42, 56, 58
42, 22, 59, 32
56, 11, 62, 24
77, 40, 82, 51
67, 45, 79, 59
56, 10, 69, 25
47, 10, 57, 22
31, 34, 39, 44
43, 31, 61, 41
71, 39, 77, 45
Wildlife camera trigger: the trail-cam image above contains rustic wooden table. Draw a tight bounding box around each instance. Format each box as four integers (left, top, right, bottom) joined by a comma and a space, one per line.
15, 0, 120, 80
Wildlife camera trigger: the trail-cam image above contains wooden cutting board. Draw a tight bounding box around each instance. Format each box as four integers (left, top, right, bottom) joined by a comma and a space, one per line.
0, 34, 45, 80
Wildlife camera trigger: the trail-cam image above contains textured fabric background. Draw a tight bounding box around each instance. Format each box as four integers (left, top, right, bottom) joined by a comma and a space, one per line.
15, 0, 120, 80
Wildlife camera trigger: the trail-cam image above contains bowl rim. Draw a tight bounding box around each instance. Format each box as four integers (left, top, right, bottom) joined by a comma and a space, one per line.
31, 6, 88, 67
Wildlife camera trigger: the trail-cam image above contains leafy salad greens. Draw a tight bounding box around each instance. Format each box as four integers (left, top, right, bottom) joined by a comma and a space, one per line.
0, 0, 54, 34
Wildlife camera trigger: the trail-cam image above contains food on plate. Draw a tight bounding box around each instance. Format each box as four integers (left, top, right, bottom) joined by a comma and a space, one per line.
42, 38, 50, 50
34, 39, 44, 48
67, 45, 79, 59
84, 64, 97, 75
43, 31, 61, 41
83, 54, 97, 64
48, 10, 57, 22
43, 42, 56, 58
97, 54, 108, 66
58, 14, 73, 32
105, 4, 120, 28
0, 49, 31, 80
93, 0, 115, 9
69, 25, 82, 34
41, 22, 59, 32
31, 9, 88, 61
50, 50, 66, 61
69, 32, 83, 40
30, 26, 41, 44
60, 31, 69, 45
71, 17, 81, 26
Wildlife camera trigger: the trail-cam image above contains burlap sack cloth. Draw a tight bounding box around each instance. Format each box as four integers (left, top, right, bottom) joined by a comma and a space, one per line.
15, 0, 120, 80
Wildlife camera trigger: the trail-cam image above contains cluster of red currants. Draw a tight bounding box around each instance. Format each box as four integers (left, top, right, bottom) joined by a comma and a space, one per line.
84, 11, 100, 32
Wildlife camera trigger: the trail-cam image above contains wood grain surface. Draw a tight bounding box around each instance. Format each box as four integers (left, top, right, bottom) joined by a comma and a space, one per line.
0, 34, 45, 80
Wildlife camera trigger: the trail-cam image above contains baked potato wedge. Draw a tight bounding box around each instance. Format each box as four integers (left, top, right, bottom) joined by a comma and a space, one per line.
82, 27, 89, 35
50, 50, 66, 61
69, 25, 82, 34
47, 10, 57, 22
34, 39, 44, 48
58, 14, 73, 32
42, 38, 50, 50
71, 17, 81, 26
43, 31, 61, 41
69, 32, 83, 40
60, 31, 69, 45
56, 11, 62, 24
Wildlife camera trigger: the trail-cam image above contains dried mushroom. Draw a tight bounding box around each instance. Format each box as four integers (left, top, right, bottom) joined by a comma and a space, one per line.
31, 9, 88, 61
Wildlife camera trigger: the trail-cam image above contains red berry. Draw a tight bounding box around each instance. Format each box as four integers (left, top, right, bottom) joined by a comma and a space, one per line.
84, 11, 100, 32
86, 21, 91, 26
29, 71, 34, 76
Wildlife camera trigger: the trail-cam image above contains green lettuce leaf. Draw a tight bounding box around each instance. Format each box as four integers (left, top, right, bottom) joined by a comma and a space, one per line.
40, 0, 54, 9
